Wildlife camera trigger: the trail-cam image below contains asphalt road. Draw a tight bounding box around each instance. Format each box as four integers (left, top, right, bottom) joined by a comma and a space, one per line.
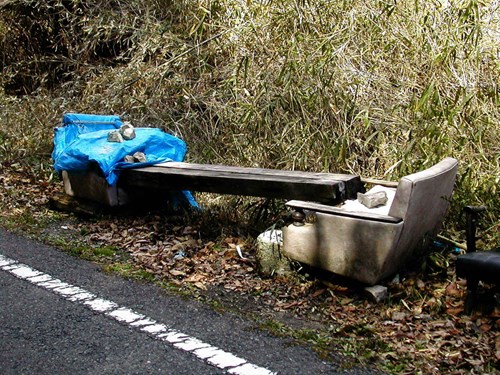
0, 227, 375, 374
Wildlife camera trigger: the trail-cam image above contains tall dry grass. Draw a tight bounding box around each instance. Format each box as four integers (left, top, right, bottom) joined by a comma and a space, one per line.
0, 0, 498, 245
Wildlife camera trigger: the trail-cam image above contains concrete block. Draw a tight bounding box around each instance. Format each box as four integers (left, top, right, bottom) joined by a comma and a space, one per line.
124, 152, 147, 163
62, 170, 129, 207
133, 151, 146, 162
364, 285, 388, 303
357, 190, 388, 208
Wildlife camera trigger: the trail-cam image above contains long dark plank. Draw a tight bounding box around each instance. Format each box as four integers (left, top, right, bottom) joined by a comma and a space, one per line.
152, 162, 356, 181
119, 162, 364, 204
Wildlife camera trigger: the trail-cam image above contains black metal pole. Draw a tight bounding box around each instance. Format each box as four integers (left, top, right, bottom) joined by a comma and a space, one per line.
464, 206, 486, 253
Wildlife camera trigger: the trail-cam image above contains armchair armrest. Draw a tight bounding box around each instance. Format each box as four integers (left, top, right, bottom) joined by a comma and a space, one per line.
286, 200, 403, 224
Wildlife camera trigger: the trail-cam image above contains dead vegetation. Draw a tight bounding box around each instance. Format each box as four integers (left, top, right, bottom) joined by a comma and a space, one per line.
1, 0, 499, 373
1, 0, 498, 245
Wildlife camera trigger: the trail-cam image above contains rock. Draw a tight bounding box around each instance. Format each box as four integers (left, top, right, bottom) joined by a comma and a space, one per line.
255, 230, 291, 277
120, 122, 136, 140
389, 273, 400, 285
132, 151, 146, 163
364, 285, 388, 303
124, 152, 147, 163
357, 190, 388, 208
107, 130, 124, 143
173, 251, 185, 260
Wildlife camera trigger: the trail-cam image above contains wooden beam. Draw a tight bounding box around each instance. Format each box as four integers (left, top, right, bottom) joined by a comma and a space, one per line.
119, 162, 364, 204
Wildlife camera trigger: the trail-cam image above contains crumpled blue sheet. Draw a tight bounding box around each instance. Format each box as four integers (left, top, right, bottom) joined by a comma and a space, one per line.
52, 113, 197, 207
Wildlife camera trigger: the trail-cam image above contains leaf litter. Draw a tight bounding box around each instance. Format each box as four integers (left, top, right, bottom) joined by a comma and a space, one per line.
0, 168, 498, 374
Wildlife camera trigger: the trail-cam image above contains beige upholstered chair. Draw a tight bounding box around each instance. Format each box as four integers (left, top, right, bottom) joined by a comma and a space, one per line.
283, 158, 458, 285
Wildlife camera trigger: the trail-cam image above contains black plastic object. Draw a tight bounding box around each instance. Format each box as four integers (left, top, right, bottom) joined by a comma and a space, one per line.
456, 206, 500, 314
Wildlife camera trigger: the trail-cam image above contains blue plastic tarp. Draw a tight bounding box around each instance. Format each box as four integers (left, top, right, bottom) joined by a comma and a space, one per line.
52, 113, 123, 163
52, 113, 197, 207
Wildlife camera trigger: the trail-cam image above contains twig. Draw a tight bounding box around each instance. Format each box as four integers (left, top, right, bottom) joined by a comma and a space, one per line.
436, 234, 467, 250
360, 177, 399, 188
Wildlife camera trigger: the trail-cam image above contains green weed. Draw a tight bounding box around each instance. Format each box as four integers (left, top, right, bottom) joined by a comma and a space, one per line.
103, 262, 157, 281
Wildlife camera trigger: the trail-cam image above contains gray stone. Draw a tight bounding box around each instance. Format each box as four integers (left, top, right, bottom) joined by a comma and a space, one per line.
364, 285, 388, 303
389, 273, 400, 285
357, 190, 388, 208
133, 151, 146, 163
255, 230, 290, 277
120, 122, 136, 140
107, 130, 124, 143
124, 152, 147, 163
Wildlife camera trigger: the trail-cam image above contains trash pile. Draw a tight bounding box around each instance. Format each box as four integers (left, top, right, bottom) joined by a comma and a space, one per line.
52, 113, 198, 207
52, 113, 188, 185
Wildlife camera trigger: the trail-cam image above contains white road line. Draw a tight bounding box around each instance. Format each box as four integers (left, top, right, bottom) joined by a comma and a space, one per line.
0, 253, 275, 375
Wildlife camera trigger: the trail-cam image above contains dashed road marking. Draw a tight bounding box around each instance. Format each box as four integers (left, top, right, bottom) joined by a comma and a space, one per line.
0, 253, 275, 375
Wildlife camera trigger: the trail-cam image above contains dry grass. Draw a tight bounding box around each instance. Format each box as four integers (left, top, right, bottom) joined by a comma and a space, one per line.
1, 2, 499, 373
1, 0, 498, 245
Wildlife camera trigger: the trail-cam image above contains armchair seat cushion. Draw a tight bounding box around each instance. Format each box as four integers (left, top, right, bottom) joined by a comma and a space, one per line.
339, 185, 396, 216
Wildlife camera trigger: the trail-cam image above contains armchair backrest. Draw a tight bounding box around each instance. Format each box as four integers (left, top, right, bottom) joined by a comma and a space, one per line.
385, 157, 458, 268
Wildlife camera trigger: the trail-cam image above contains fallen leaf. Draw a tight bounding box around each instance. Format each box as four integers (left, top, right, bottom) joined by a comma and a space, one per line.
193, 282, 206, 290
308, 288, 325, 299
392, 312, 407, 321
185, 274, 205, 282
169, 269, 186, 276
446, 307, 463, 316
445, 282, 462, 298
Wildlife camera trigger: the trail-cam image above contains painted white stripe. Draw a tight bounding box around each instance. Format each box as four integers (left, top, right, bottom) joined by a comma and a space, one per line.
0, 253, 275, 374
26, 274, 53, 283
67, 292, 96, 302
229, 363, 279, 375
141, 323, 168, 334
2, 264, 20, 271
130, 317, 157, 327
107, 307, 145, 323
207, 351, 247, 368
53, 286, 88, 296
38, 279, 69, 289
10, 265, 42, 279
0, 258, 16, 267
158, 330, 189, 343
193, 346, 223, 359
84, 298, 118, 312
173, 337, 211, 351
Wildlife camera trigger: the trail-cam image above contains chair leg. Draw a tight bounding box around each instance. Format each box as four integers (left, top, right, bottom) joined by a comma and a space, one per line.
464, 277, 479, 315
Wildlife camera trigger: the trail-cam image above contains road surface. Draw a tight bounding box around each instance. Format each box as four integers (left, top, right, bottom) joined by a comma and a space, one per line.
0, 227, 375, 374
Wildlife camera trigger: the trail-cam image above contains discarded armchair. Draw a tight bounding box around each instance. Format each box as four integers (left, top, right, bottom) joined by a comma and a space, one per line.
283, 158, 459, 285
